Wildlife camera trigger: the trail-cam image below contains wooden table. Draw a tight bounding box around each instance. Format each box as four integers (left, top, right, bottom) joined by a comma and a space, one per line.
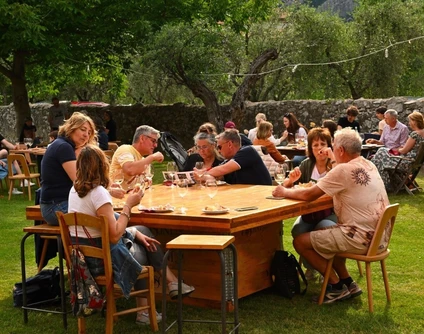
276, 145, 306, 159
26, 184, 333, 309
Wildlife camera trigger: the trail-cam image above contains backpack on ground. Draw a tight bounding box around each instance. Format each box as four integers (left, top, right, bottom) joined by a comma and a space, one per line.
159, 132, 188, 171
270, 250, 307, 299
13, 267, 61, 307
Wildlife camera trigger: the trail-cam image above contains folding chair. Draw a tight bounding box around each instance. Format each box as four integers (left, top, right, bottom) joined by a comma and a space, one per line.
385, 142, 424, 195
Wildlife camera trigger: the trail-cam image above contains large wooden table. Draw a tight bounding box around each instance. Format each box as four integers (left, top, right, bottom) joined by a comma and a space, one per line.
26, 184, 333, 308
276, 145, 306, 159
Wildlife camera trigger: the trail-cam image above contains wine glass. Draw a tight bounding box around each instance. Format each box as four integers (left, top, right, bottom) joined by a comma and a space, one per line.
176, 179, 189, 213
167, 161, 177, 188
112, 171, 124, 187
274, 164, 287, 186
194, 161, 206, 185
144, 164, 154, 190
205, 178, 218, 201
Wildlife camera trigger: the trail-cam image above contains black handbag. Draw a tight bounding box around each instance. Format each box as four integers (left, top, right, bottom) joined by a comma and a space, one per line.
13, 267, 60, 307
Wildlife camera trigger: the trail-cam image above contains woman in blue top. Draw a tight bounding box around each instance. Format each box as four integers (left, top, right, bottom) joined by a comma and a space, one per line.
40, 112, 97, 226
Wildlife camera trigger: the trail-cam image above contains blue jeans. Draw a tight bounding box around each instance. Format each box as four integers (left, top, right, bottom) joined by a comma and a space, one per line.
40, 200, 68, 226
291, 214, 337, 269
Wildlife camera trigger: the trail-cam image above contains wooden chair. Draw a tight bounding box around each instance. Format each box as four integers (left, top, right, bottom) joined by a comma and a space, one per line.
385, 142, 424, 195
7, 153, 40, 201
57, 212, 158, 334
318, 203, 399, 312
108, 142, 119, 152
103, 150, 114, 161
23, 152, 37, 173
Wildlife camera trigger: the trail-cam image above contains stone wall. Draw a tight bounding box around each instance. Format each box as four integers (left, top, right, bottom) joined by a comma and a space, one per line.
1, 97, 423, 150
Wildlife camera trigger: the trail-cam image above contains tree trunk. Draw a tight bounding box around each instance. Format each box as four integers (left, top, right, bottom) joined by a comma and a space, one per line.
186, 80, 227, 130
10, 51, 31, 140
230, 48, 278, 126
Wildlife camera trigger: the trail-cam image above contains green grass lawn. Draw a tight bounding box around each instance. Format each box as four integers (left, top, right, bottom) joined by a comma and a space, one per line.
0, 170, 423, 333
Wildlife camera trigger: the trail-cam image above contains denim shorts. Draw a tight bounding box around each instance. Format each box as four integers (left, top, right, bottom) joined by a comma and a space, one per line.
40, 200, 68, 226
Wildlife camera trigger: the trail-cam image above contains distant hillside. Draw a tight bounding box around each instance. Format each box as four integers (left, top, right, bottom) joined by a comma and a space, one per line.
318, 0, 356, 19
282, 0, 356, 19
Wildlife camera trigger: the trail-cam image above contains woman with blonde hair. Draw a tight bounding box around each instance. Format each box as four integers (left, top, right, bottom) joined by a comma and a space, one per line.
40, 111, 97, 226
372, 110, 424, 190
253, 121, 287, 163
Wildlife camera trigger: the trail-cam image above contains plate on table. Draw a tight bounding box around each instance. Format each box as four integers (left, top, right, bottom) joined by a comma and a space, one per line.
138, 205, 174, 213
202, 207, 229, 215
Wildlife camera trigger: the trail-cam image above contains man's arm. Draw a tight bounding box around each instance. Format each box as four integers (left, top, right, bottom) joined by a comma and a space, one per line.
207, 160, 240, 178
272, 184, 325, 201
122, 152, 164, 176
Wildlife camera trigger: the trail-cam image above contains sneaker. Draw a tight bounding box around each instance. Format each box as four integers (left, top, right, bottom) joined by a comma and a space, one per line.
312, 284, 351, 304
23, 180, 35, 187
136, 311, 162, 325
348, 281, 363, 298
12, 188, 23, 195
168, 281, 195, 300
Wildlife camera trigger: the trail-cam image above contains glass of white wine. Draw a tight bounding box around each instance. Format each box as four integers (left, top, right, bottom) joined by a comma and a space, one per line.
205, 177, 218, 201
144, 164, 154, 190
274, 164, 287, 186
176, 179, 189, 213
113, 171, 124, 187
167, 161, 177, 188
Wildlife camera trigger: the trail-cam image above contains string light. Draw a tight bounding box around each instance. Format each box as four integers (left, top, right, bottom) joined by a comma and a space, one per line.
63, 35, 424, 79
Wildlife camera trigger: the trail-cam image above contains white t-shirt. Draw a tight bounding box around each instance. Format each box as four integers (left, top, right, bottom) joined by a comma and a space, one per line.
248, 127, 281, 145
317, 156, 389, 247
68, 185, 112, 237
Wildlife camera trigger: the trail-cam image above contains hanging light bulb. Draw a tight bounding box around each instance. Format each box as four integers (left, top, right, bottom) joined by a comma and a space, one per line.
292, 64, 298, 73
385, 48, 389, 58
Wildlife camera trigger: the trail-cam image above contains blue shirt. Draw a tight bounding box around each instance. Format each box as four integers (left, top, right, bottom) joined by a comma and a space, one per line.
41, 136, 76, 202
223, 145, 272, 185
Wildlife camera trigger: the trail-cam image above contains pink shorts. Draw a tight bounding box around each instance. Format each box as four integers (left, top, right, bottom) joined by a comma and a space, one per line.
310, 226, 368, 260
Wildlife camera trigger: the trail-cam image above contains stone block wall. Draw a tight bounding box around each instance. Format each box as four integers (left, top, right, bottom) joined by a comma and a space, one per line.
1, 97, 423, 150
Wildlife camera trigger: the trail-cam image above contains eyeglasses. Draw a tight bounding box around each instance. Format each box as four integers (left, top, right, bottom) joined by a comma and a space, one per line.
196, 144, 212, 151
284, 113, 290, 118
217, 141, 230, 151
143, 135, 158, 145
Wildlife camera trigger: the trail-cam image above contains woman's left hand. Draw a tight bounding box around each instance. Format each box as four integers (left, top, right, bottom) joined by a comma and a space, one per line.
138, 233, 161, 252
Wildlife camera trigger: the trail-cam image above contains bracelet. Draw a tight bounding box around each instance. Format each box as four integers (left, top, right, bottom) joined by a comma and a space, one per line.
121, 211, 131, 220
123, 204, 131, 212
331, 160, 337, 165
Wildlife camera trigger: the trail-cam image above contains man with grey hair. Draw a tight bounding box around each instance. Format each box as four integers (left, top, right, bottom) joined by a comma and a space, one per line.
110, 125, 164, 190
366, 109, 409, 150
206, 129, 272, 185
273, 128, 389, 304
